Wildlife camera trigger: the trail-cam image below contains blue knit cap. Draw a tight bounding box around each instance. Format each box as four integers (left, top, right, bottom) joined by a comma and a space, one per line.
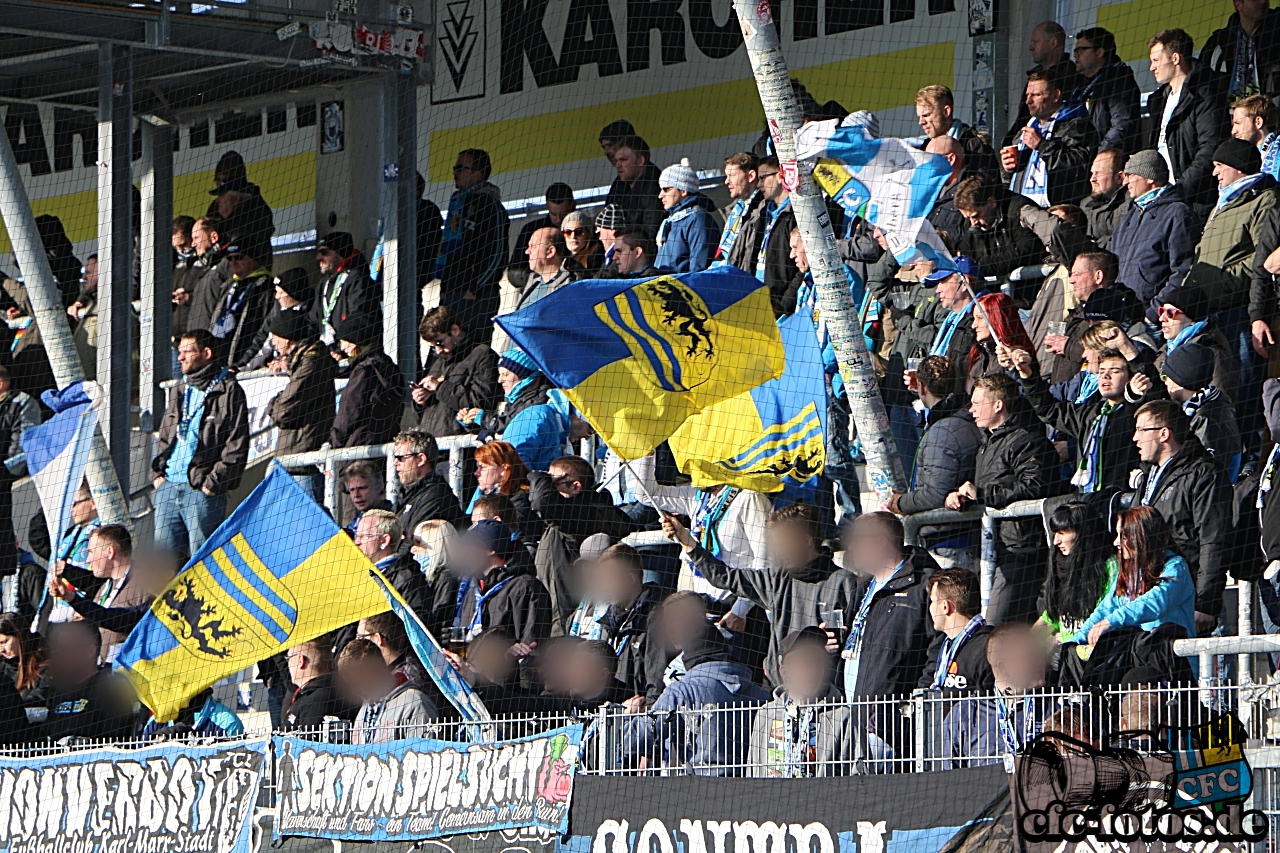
497, 348, 539, 379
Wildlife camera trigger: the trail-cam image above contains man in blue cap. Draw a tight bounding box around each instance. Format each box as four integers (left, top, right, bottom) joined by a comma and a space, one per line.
919, 255, 985, 396
454, 519, 552, 659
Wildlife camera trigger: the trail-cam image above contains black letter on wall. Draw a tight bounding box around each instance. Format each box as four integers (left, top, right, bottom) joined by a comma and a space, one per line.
4, 105, 51, 176
626, 0, 686, 71
54, 108, 97, 171
560, 0, 625, 79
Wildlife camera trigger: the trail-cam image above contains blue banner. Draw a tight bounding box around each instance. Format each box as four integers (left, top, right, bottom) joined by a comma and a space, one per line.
274, 725, 584, 841
0, 738, 266, 853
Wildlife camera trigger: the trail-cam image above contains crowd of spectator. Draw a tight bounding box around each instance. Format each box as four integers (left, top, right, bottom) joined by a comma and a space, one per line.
0, 7, 1277, 775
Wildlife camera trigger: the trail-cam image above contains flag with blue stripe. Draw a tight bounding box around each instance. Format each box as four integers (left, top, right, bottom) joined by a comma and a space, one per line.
24, 381, 99, 628
796, 118, 953, 267
118, 466, 398, 721
668, 311, 827, 493
495, 267, 785, 460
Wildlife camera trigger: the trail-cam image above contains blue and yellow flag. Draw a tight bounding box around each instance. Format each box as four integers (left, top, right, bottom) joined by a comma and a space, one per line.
495, 267, 785, 460
117, 467, 394, 721
669, 311, 827, 492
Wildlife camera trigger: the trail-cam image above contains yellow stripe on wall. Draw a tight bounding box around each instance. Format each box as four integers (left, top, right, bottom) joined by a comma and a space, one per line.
428, 41, 956, 183
0, 150, 317, 255
1096, 0, 1227, 65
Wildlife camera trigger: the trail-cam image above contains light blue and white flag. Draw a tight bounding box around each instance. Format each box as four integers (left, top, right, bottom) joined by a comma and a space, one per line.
24, 381, 99, 629
796, 118, 953, 267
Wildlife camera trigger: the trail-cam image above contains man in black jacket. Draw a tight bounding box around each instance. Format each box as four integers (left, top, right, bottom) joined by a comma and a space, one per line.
604, 136, 665, 232
915, 84, 998, 184
354, 509, 435, 621
946, 376, 1058, 624
954, 177, 1046, 277
1072, 28, 1142, 154
330, 315, 404, 450
413, 306, 499, 438
439, 149, 509, 329
593, 543, 661, 700
1001, 69, 1100, 208
35, 621, 135, 742
1146, 28, 1228, 215
1127, 401, 1232, 633
151, 329, 249, 558
528, 457, 634, 542
185, 216, 230, 334
312, 231, 377, 348
281, 634, 355, 730
456, 519, 552, 650
266, 312, 336, 500
1201, 0, 1280, 100
728, 156, 797, 308
918, 568, 994, 691
391, 428, 465, 533
210, 227, 275, 370
1004, 21, 1081, 144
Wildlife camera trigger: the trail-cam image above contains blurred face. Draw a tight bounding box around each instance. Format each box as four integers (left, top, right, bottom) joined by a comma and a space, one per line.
1096, 357, 1130, 401
1232, 107, 1267, 144
778, 643, 831, 702
0, 634, 17, 660
969, 387, 1005, 430
1025, 80, 1060, 121
48, 626, 99, 683
960, 199, 999, 229
595, 558, 640, 607
345, 475, 377, 511
497, 365, 522, 394
1149, 44, 1180, 85
661, 598, 709, 650
1028, 24, 1060, 65
453, 154, 483, 190
1122, 171, 1159, 199
658, 186, 686, 210
475, 459, 508, 493
1069, 258, 1104, 301
915, 100, 951, 138
614, 147, 644, 183
566, 648, 613, 699
354, 516, 392, 560
70, 489, 96, 526
191, 223, 213, 255
972, 310, 990, 342
467, 636, 515, 684
1073, 38, 1106, 77
562, 221, 590, 253
344, 656, 393, 704
1053, 529, 1077, 555
1158, 303, 1193, 340
724, 164, 757, 200
546, 199, 575, 226
1133, 413, 1168, 464
767, 519, 815, 571
989, 635, 1046, 690
844, 518, 897, 575
1214, 161, 1249, 189
317, 246, 340, 274
788, 231, 809, 273
758, 165, 785, 202
176, 340, 213, 376
1090, 154, 1123, 197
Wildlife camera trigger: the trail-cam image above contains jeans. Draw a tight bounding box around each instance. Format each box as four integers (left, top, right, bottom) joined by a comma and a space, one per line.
153, 478, 227, 559
1218, 306, 1265, 459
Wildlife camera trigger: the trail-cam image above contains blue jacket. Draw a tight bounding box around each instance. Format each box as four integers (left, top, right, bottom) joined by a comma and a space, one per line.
623, 658, 769, 775
1071, 552, 1196, 644
1109, 184, 1201, 320
501, 388, 572, 472
655, 194, 717, 273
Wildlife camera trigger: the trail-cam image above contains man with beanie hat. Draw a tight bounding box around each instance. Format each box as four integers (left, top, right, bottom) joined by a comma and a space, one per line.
1153, 285, 1239, 402
312, 231, 377, 349
266, 311, 336, 498
1160, 342, 1241, 479
654, 159, 716, 273
1126, 399, 1233, 630
1184, 137, 1278, 451
507, 183, 577, 292
210, 229, 276, 370
594, 204, 626, 268
242, 267, 314, 371
330, 314, 404, 449
1110, 150, 1201, 320
455, 518, 552, 650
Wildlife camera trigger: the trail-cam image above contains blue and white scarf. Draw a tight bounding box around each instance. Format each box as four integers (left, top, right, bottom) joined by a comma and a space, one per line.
715, 190, 759, 264
930, 614, 986, 689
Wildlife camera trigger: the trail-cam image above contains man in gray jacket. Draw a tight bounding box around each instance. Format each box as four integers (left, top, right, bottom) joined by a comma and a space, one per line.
338, 638, 437, 744
664, 504, 859, 687
888, 356, 983, 568
748, 627, 856, 777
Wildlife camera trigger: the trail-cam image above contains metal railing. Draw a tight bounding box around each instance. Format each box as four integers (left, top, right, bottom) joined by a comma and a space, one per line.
275, 435, 478, 521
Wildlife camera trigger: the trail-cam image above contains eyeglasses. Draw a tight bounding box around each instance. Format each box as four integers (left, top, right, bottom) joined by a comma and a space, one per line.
393, 453, 421, 461
1073, 44, 1099, 53
353, 531, 380, 540
1157, 307, 1184, 319
1135, 426, 1165, 432
562, 228, 588, 237
757, 171, 780, 180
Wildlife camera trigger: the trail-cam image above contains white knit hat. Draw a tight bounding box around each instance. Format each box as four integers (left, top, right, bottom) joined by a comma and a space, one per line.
840, 110, 881, 139
659, 158, 699, 193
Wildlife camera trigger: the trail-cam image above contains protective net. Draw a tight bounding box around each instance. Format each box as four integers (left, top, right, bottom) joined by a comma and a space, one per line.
0, 0, 1278, 850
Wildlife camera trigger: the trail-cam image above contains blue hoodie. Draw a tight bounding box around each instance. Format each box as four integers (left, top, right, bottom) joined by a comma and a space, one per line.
501, 388, 572, 472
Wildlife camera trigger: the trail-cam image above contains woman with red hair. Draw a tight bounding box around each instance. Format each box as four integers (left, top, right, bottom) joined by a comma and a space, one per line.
967, 292, 1037, 392
467, 440, 533, 530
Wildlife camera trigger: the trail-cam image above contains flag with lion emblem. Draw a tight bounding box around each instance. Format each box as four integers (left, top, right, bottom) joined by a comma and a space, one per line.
116, 467, 395, 721
495, 267, 785, 459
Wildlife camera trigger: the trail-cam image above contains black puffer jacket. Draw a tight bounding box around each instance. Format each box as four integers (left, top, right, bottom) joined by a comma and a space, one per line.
456, 565, 553, 646
330, 346, 404, 449
972, 404, 1059, 553
1125, 438, 1232, 617
1145, 64, 1228, 213
151, 361, 249, 495
598, 584, 662, 699
1074, 59, 1142, 153
1001, 107, 1100, 206
267, 339, 337, 467
417, 338, 500, 437
955, 190, 1045, 277
527, 470, 634, 542
312, 256, 378, 344
394, 472, 465, 534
